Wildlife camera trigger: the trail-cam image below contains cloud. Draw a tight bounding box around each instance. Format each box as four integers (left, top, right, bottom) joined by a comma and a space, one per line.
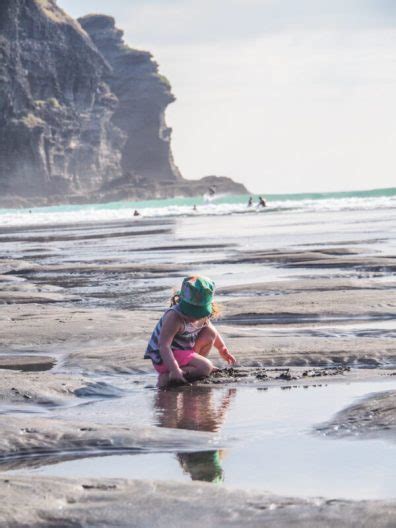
157, 28, 396, 192
61, 0, 396, 46
59, 0, 396, 192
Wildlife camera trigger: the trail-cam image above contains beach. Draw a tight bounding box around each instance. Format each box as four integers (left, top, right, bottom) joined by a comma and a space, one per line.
0, 191, 395, 526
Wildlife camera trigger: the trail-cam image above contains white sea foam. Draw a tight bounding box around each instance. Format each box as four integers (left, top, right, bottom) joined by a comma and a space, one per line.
0, 194, 395, 228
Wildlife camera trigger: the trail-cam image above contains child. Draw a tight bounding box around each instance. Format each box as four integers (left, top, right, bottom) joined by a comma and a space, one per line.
145, 275, 236, 387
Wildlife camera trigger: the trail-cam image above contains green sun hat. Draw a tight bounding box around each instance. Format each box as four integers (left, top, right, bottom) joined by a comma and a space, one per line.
179, 276, 215, 319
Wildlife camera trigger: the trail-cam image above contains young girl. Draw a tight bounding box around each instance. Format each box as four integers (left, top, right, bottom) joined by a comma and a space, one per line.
145, 275, 236, 387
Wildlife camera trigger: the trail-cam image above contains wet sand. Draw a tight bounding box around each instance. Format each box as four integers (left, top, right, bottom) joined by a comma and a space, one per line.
2, 476, 396, 528
0, 416, 217, 472
0, 213, 395, 524
316, 389, 396, 441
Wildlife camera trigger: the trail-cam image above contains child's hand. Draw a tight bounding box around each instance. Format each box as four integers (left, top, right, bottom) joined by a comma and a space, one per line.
218, 346, 236, 365
169, 368, 188, 385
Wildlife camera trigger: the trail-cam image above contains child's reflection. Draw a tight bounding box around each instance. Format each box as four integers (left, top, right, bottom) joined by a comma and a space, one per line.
154, 387, 235, 483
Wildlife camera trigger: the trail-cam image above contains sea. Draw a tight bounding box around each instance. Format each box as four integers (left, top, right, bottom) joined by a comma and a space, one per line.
0, 186, 395, 227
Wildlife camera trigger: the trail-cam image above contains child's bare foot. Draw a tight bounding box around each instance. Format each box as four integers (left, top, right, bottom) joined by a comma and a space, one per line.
157, 373, 170, 389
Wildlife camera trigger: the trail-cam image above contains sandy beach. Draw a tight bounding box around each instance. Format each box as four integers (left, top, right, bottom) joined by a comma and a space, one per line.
1, 0, 396, 523
0, 204, 395, 526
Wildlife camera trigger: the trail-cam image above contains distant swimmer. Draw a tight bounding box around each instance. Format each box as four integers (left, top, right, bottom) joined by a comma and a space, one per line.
247, 196, 253, 207
133, 210, 141, 216
193, 204, 197, 212
258, 196, 267, 207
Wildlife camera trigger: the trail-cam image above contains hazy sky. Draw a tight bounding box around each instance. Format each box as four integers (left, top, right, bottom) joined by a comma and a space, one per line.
59, 0, 396, 193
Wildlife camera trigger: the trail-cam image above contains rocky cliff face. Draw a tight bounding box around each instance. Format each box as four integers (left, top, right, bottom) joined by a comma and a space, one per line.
0, 0, 124, 200
0, 0, 247, 206
78, 14, 182, 186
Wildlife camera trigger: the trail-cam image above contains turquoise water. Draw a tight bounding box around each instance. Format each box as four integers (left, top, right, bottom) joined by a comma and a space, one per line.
0, 186, 395, 227
0, 186, 395, 214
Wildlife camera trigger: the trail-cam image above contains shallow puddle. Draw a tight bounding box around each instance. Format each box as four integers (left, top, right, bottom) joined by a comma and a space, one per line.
9, 379, 396, 500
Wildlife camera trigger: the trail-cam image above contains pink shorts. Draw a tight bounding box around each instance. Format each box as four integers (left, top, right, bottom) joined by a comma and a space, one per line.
153, 349, 196, 374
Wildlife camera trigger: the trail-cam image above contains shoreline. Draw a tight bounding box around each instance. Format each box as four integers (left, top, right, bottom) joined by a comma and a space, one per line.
0, 211, 395, 524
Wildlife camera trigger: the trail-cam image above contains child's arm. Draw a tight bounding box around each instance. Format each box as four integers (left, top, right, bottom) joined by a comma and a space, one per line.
208, 321, 237, 365
159, 311, 188, 384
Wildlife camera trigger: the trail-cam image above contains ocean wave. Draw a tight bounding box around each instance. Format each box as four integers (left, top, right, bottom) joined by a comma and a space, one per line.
0, 191, 395, 227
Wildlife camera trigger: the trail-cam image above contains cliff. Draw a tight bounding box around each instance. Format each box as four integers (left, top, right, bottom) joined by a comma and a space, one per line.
0, 0, 124, 201
0, 0, 247, 207
78, 14, 182, 186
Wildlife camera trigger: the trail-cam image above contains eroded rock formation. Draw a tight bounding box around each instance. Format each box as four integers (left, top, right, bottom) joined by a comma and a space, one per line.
0, 0, 247, 207
0, 0, 124, 200
79, 14, 182, 186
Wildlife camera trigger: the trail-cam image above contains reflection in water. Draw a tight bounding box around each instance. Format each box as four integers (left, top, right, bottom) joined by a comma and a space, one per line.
177, 451, 223, 483
154, 387, 235, 483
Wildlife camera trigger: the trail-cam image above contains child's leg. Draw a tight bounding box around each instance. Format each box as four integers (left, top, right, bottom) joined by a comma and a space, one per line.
155, 348, 214, 387
194, 325, 217, 357
157, 372, 170, 388
181, 353, 214, 381
157, 358, 212, 387
153, 362, 172, 388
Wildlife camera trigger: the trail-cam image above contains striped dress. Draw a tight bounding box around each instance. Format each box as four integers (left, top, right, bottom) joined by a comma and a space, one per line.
144, 304, 208, 365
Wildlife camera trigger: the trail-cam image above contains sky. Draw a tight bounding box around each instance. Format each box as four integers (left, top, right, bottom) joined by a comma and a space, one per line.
58, 0, 396, 193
